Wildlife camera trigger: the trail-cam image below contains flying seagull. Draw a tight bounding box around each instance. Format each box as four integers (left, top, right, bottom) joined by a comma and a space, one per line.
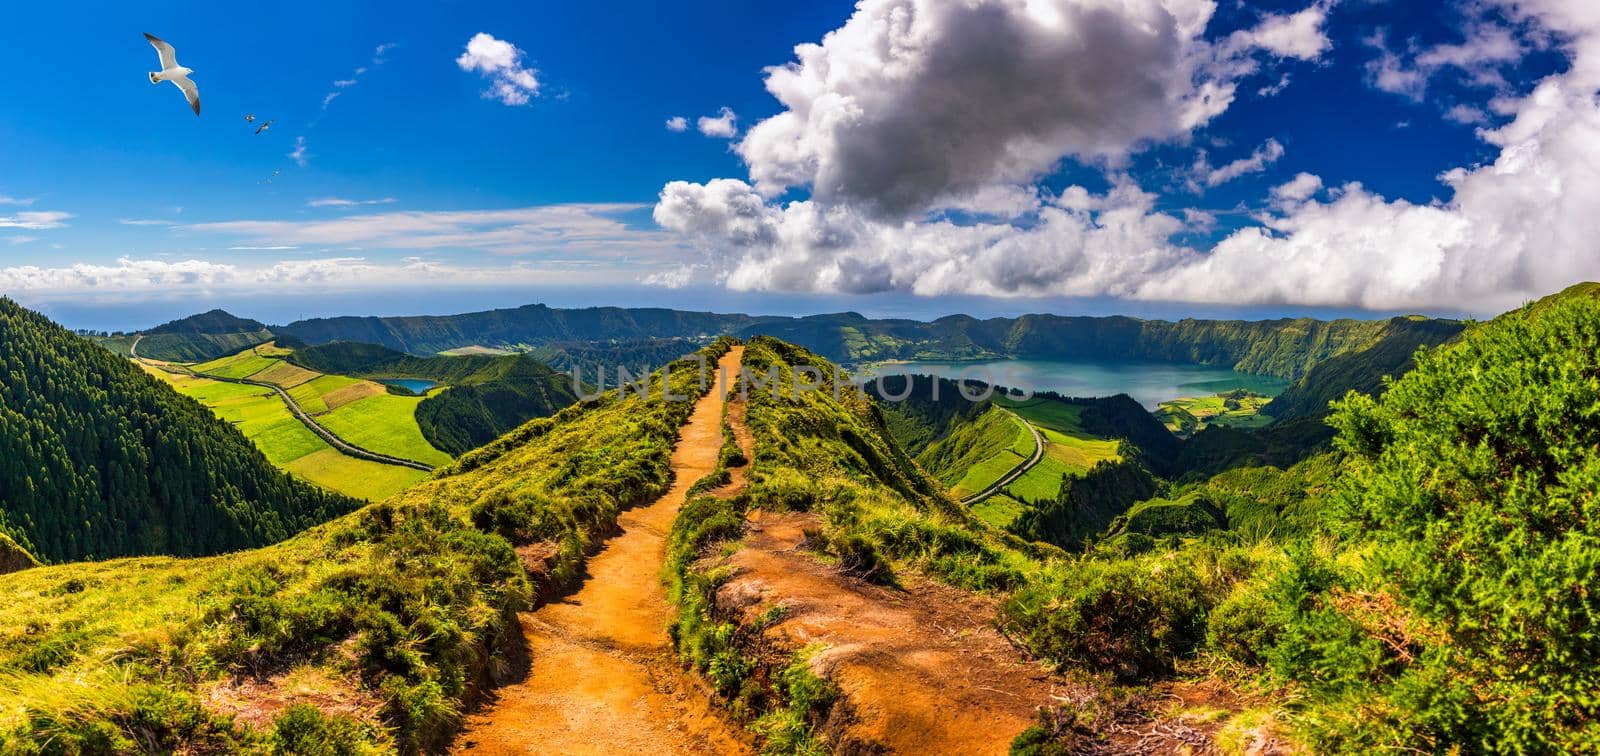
255, 119, 274, 135
143, 33, 199, 116
245, 114, 256, 122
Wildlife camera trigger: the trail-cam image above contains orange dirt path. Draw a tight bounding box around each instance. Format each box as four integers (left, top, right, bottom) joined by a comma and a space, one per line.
713, 396, 1069, 754
453, 347, 750, 755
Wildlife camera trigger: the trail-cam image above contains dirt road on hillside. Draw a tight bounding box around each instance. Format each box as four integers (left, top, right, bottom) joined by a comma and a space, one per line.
452, 347, 749, 755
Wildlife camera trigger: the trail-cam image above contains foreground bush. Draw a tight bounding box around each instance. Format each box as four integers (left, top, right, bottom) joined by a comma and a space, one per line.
1270, 295, 1600, 750
1001, 555, 1211, 680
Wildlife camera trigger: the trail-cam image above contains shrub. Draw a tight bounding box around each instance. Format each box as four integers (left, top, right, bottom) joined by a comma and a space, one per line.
1264, 296, 1600, 750
269, 705, 377, 755
1001, 556, 1210, 680
1205, 581, 1282, 667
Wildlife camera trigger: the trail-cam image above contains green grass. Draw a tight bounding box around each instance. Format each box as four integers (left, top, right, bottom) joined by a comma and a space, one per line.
971, 492, 1029, 529
1155, 392, 1274, 434
150, 371, 430, 501
318, 392, 453, 467
287, 374, 361, 415
283, 449, 428, 501
1039, 427, 1121, 470
995, 395, 1087, 432
983, 397, 1120, 504
1004, 454, 1071, 502
192, 351, 277, 379
930, 408, 1032, 498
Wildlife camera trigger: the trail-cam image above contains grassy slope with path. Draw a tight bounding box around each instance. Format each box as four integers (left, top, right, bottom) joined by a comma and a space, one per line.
0, 341, 736, 752
139, 362, 428, 501
452, 347, 748, 754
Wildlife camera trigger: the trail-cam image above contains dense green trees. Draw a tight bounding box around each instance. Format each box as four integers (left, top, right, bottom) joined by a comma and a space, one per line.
0, 300, 355, 562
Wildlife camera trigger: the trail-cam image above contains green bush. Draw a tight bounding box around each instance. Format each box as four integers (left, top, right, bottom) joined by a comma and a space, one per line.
1269, 296, 1600, 751
1001, 556, 1210, 680
269, 705, 377, 755
1205, 581, 1282, 667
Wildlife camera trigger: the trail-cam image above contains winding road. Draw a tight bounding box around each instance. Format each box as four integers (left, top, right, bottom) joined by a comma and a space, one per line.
959, 409, 1044, 506
132, 336, 437, 472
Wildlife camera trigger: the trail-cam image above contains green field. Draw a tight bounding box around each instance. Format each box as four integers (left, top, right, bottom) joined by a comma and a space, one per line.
148, 365, 431, 500
192, 350, 278, 379
185, 345, 449, 468
989, 396, 1122, 504
283, 448, 430, 498
287, 374, 366, 414
318, 391, 454, 467
971, 491, 1029, 528
1154, 390, 1274, 435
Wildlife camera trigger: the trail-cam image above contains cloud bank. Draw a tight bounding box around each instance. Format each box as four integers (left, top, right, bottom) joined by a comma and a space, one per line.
653, 0, 1600, 313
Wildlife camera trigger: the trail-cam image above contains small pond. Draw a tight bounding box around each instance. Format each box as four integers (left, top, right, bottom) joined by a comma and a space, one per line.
378, 378, 440, 395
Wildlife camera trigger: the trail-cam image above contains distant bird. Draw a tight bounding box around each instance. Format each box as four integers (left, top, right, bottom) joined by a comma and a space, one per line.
245, 114, 256, 123
261, 168, 282, 184
143, 33, 199, 116
255, 119, 274, 135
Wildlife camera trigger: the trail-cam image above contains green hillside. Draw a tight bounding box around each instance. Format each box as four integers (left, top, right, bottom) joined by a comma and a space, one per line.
1264, 316, 1466, 422
0, 300, 356, 563
0, 340, 733, 752
867, 374, 991, 456
135, 309, 276, 363
288, 341, 581, 455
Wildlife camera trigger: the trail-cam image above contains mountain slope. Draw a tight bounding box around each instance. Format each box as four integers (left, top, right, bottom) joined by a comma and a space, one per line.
135, 309, 276, 363
1264, 316, 1466, 422
0, 340, 734, 752
0, 300, 356, 562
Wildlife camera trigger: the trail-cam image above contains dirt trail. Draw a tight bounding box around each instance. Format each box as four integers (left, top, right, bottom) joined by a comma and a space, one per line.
454, 347, 749, 755
712, 401, 1071, 755
720, 512, 1069, 754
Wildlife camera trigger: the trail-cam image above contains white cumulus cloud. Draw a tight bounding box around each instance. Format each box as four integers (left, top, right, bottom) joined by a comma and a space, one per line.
456, 33, 541, 106
650, 0, 1600, 313
697, 107, 738, 138
665, 116, 689, 132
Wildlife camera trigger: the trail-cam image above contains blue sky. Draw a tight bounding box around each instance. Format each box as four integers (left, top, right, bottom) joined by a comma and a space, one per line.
2, 0, 1596, 329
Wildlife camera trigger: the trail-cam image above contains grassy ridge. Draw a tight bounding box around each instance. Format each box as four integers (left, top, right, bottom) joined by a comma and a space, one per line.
0, 339, 735, 752
915, 406, 1030, 498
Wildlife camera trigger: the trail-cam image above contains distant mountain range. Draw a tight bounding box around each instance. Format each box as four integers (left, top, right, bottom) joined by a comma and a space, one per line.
138, 302, 1469, 382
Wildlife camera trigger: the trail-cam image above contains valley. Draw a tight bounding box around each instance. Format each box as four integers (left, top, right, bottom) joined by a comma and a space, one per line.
10, 4, 1599, 751
0, 284, 1595, 753
136, 343, 447, 500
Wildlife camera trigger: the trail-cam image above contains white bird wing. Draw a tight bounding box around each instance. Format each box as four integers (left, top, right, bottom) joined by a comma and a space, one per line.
169, 74, 200, 116
143, 33, 178, 71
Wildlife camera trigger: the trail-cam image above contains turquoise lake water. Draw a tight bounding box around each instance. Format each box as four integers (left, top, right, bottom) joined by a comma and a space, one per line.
378, 378, 440, 394
867, 359, 1290, 409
